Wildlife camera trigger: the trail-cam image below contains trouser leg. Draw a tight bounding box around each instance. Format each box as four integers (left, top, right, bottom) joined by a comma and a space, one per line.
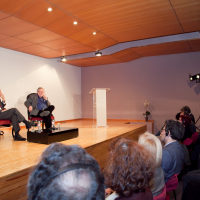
0, 108, 25, 122
33, 105, 55, 129
42, 115, 51, 128
43, 105, 55, 115
11, 114, 20, 133
13, 108, 25, 122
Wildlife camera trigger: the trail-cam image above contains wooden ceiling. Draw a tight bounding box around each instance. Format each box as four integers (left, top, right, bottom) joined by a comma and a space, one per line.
0, 0, 200, 66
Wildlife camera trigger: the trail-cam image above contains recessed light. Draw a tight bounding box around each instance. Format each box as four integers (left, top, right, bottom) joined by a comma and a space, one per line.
73, 21, 78, 25
93, 32, 96, 35
48, 7, 52, 12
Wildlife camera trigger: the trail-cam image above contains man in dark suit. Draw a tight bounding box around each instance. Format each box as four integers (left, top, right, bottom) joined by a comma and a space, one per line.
0, 89, 31, 141
24, 87, 55, 129
160, 120, 185, 182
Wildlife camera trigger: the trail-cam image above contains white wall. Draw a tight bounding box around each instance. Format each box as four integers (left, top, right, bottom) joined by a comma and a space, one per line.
0, 47, 81, 121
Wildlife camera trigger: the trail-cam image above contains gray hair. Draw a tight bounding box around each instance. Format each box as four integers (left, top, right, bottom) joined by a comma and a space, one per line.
37, 87, 44, 91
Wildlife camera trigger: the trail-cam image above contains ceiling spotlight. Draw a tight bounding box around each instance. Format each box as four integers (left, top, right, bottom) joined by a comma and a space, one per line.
48, 7, 52, 11
93, 32, 96, 35
189, 73, 200, 83
61, 56, 67, 62
95, 50, 102, 57
73, 21, 78, 25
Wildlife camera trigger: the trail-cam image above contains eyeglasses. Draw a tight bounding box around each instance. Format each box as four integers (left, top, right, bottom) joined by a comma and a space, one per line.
160, 126, 166, 132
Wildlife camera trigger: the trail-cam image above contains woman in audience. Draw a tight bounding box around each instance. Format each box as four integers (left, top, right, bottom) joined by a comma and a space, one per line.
104, 138, 154, 200
138, 132, 165, 197
179, 114, 192, 142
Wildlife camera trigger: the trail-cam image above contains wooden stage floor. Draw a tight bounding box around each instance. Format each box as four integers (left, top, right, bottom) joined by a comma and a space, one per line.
0, 119, 147, 200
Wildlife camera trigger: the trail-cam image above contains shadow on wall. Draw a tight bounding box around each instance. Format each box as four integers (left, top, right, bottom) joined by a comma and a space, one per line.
187, 80, 200, 95
14, 91, 32, 111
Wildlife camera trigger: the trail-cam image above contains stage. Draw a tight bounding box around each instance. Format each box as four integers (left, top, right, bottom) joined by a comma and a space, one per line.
0, 119, 148, 200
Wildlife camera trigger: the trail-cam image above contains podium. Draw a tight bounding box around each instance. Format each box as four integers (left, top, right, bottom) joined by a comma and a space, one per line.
89, 88, 110, 127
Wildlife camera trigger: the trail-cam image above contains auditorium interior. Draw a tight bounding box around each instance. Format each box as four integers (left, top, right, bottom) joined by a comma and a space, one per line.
0, 0, 200, 199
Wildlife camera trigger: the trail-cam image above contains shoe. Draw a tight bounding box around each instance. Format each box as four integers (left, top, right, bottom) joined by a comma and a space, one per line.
40, 111, 50, 117
14, 135, 26, 141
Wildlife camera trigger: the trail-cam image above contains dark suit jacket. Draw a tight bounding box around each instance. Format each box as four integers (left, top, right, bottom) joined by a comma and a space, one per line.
24, 93, 51, 116
161, 141, 185, 183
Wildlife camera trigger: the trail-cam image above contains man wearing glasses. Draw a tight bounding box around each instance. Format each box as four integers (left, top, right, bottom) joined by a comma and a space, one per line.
160, 120, 185, 183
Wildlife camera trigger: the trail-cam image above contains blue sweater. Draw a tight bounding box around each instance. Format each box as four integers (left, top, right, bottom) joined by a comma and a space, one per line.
161, 141, 185, 183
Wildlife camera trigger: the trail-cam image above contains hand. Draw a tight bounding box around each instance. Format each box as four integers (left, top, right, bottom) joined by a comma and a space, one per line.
105, 188, 113, 195
28, 106, 33, 112
0, 91, 5, 101
43, 94, 47, 100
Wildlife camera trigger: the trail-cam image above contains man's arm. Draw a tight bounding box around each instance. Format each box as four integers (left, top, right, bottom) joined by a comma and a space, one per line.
46, 100, 51, 106
161, 150, 173, 181
0, 95, 6, 110
24, 95, 33, 109
43, 94, 51, 106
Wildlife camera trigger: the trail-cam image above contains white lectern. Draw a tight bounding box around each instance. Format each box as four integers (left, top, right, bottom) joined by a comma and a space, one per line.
89, 88, 110, 127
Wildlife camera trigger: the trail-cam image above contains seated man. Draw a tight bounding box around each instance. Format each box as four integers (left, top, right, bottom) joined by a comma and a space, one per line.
0, 89, 31, 141
27, 143, 105, 200
24, 87, 54, 129
160, 119, 185, 182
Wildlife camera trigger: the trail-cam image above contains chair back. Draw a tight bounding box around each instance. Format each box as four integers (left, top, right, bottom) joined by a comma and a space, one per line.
27, 93, 36, 118
165, 174, 178, 193
153, 185, 166, 200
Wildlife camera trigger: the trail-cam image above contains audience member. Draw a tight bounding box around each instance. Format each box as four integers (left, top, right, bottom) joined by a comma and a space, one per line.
27, 143, 105, 200
160, 120, 185, 182
138, 132, 165, 197
182, 170, 200, 200
180, 106, 195, 124
179, 114, 192, 142
0, 89, 31, 141
104, 138, 154, 200
180, 111, 196, 135
175, 112, 181, 121
190, 136, 200, 170
182, 180, 200, 200
24, 87, 55, 129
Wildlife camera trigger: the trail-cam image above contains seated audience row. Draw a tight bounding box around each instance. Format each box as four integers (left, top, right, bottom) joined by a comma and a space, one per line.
27, 119, 187, 200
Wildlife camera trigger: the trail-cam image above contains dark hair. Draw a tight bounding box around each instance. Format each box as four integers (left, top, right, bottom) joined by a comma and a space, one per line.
165, 120, 185, 141
104, 138, 154, 198
181, 106, 191, 113
175, 112, 181, 120
27, 143, 105, 200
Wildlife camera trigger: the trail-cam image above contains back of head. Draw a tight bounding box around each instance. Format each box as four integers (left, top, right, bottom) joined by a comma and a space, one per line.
175, 112, 181, 120
27, 143, 105, 200
165, 120, 185, 141
138, 132, 162, 168
104, 138, 154, 198
181, 106, 191, 113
